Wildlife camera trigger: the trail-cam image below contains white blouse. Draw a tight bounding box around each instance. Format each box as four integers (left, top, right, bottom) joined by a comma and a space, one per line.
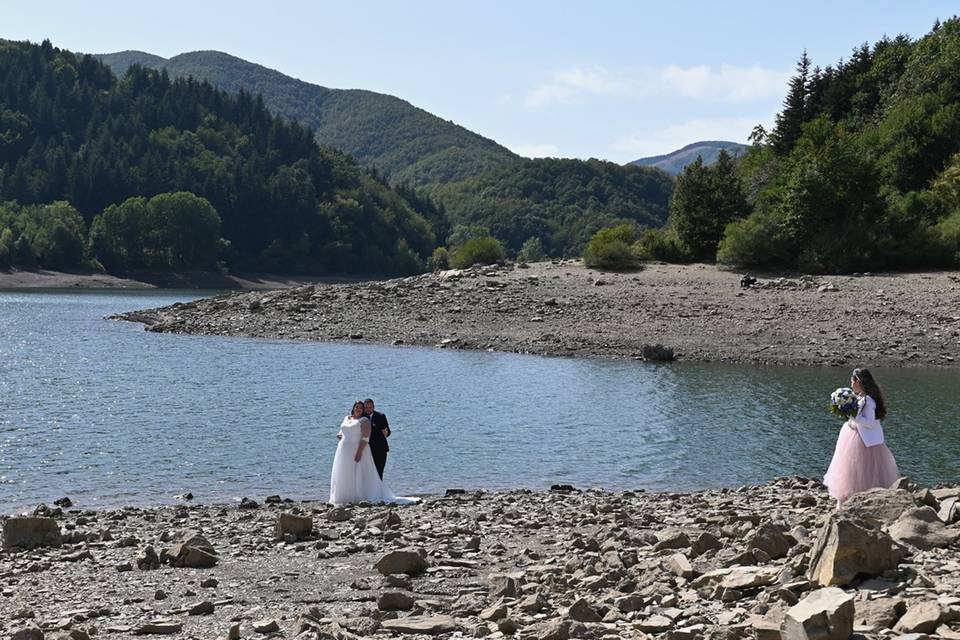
853, 395, 885, 447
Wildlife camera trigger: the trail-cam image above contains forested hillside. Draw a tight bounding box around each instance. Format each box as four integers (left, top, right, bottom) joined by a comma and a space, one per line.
0, 39, 437, 274
431, 158, 674, 256
96, 50, 519, 186
648, 17, 960, 272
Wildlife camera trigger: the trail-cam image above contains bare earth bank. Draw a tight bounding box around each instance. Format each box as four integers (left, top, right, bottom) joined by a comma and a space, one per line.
0, 268, 367, 291
113, 261, 960, 367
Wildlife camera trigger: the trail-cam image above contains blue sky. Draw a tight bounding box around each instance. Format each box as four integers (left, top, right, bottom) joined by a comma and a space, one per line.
4, 1, 956, 162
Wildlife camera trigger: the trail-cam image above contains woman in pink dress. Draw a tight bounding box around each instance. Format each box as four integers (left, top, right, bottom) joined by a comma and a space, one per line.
824, 368, 899, 505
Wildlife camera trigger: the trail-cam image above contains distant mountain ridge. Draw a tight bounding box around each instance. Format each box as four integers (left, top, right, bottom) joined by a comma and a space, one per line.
96, 50, 519, 186
629, 140, 747, 175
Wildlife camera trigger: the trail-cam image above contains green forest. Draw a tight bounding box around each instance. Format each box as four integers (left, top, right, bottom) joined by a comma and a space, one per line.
644, 17, 960, 272
0, 39, 436, 274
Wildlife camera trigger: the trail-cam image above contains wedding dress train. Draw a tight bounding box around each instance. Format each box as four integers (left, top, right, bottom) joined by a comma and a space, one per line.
329, 416, 416, 505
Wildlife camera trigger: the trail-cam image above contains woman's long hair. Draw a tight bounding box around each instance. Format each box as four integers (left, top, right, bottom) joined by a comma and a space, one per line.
853, 368, 887, 420
351, 400, 365, 418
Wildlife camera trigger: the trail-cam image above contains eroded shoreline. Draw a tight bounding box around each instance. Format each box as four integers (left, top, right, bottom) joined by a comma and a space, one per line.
113, 261, 960, 367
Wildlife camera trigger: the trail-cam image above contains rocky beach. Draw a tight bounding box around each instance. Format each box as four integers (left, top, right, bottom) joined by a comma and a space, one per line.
112, 261, 960, 367
3, 479, 960, 640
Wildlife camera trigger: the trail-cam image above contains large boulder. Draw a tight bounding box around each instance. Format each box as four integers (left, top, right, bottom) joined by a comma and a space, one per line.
2, 517, 63, 549
160, 530, 218, 568
374, 548, 429, 576
806, 516, 901, 587
275, 513, 313, 541
887, 506, 960, 550
781, 587, 855, 640
381, 616, 457, 635
840, 488, 918, 528
748, 522, 795, 560
893, 600, 943, 634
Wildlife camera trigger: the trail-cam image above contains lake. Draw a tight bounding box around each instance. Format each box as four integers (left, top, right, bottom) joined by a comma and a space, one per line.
1, 289, 957, 513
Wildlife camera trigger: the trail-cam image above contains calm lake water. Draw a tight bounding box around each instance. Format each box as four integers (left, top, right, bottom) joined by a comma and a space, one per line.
1, 289, 958, 513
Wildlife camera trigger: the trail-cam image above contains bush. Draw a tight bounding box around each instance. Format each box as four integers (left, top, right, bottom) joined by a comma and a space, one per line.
517, 236, 546, 262
451, 235, 505, 268
716, 209, 789, 267
427, 246, 450, 271
583, 224, 640, 271
633, 228, 692, 263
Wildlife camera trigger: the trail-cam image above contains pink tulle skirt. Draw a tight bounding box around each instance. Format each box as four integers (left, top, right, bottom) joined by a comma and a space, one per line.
823, 422, 899, 503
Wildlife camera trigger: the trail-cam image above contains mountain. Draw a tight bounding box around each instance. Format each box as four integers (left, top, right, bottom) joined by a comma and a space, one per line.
629, 141, 747, 175
0, 39, 436, 275
96, 50, 519, 186
431, 158, 674, 256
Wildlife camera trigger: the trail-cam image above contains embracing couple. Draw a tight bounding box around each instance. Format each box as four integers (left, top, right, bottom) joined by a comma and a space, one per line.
329, 398, 415, 505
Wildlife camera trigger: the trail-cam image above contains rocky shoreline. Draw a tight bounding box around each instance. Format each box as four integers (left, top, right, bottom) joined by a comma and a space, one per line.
111, 261, 960, 367
3, 479, 959, 640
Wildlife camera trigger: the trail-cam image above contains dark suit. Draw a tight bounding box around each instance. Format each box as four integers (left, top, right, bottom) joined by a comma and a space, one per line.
367, 410, 390, 479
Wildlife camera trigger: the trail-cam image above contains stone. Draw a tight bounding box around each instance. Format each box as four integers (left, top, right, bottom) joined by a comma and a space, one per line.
806, 516, 902, 587
749, 523, 795, 560
381, 615, 457, 635
654, 529, 690, 551
378, 591, 415, 611
188, 600, 215, 616
133, 620, 183, 635
840, 488, 918, 528
488, 574, 521, 598
2, 517, 63, 549
251, 619, 280, 634
275, 513, 313, 541
691, 531, 723, 557
137, 546, 161, 570
665, 552, 696, 578
239, 497, 259, 509
11, 627, 44, 640
480, 604, 508, 622
642, 344, 675, 361
695, 565, 780, 591
781, 587, 855, 640
938, 496, 958, 524
228, 623, 240, 640
326, 506, 352, 522
888, 506, 960, 550
854, 596, 906, 629
531, 620, 569, 640
498, 618, 519, 635
567, 598, 602, 623
894, 601, 943, 634
374, 548, 429, 576
53, 496, 73, 508
200, 577, 218, 588
161, 530, 218, 568
635, 615, 673, 633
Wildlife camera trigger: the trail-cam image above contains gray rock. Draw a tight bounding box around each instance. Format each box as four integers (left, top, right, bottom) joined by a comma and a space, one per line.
665, 552, 696, 578
11, 627, 44, 640
188, 600, 214, 616
749, 523, 795, 560
326, 506, 352, 522
2, 517, 62, 549
374, 548, 429, 576
378, 591, 415, 611
853, 596, 906, 629
275, 513, 313, 541
840, 488, 918, 528
137, 546, 160, 570
567, 598, 602, 623
781, 587, 854, 640
806, 516, 902, 587
894, 601, 942, 634
488, 574, 521, 598
888, 506, 960, 550
251, 619, 280, 634
132, 620, 183, 635
381, 615, 457, 635
161, 530, 218, 568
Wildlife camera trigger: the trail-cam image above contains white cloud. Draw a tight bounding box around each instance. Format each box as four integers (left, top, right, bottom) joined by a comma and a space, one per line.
523, 63, 790, 108
610, 114, 775, 160
660, 64, 791, 102
511, 143, 562, 158
524, 66, 627, 108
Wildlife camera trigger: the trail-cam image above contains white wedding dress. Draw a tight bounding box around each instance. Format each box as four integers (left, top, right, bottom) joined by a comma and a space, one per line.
328, 416, 416, 505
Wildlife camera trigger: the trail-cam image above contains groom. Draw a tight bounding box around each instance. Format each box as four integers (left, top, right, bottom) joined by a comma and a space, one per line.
364, 398, 390, 479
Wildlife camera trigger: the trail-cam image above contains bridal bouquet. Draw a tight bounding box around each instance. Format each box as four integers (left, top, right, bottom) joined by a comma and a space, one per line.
830, 387, 859, 420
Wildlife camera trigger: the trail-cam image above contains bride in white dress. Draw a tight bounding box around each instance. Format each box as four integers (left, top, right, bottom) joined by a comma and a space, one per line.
329, 401, 416, 505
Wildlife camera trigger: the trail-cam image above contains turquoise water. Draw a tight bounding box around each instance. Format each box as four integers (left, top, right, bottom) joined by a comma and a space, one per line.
1, 289, 958, 513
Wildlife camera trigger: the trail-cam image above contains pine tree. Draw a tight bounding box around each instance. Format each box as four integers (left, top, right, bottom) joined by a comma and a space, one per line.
771, 51, 811, 154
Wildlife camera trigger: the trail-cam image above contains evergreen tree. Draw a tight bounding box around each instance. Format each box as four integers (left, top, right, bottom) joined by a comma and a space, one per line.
771, 51, 811, 154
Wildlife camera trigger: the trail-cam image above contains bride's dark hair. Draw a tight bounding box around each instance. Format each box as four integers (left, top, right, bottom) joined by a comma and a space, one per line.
351, 400, 365, 417
853, 368, 887, 420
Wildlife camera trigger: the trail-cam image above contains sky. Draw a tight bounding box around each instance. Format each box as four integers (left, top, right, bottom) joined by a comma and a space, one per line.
4, 1, 957, 162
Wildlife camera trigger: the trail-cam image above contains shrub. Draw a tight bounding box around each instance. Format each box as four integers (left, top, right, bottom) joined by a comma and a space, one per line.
583, 224, 640, 271
517, 236, 546, 263
633, 228, 692, 263
451, 235, 505, 268
427, 246, 450, 271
